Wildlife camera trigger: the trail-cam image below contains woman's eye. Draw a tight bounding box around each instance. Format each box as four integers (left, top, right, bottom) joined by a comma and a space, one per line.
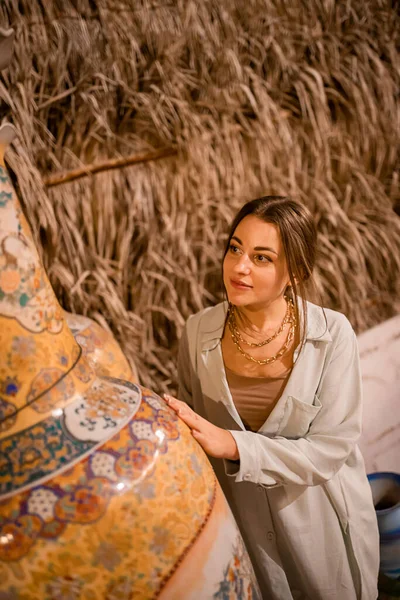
229, 244, 240, 254
255, 254, 272, 263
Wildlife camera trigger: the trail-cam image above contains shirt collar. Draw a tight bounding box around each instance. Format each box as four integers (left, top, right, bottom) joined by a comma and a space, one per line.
201, 299, 332, 352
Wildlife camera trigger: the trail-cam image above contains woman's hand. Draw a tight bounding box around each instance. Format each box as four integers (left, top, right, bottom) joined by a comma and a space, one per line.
163, 395, 239, 461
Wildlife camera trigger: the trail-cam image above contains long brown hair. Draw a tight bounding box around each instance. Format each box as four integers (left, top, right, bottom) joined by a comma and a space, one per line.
223, 195, 320, 346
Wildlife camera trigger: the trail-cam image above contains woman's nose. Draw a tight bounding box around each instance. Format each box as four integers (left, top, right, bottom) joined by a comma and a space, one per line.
234, 255, 251, 274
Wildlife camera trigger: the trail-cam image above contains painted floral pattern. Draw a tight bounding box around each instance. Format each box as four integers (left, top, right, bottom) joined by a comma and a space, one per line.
0, 292, 81, 424
0, 309, 135, 438
63, 378, 142, 442
45, 576, 83, 600
1, 325, 76, 383
213, 534, 260, 600
0, 387, 223, 599
0, 398, 16, 432
0, 189, 12, 208
0, 378, 142, 495
64, 311, 136, 382
0, 376, 19, 397
26, 367, 76, 413
0, 166, 63, 333
0, 418, 93, 496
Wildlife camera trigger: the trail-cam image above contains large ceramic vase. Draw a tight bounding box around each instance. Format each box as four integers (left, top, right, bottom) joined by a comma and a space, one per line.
0, 34, 261, 598
64, 311, 139, 383
368, 472, 400, 580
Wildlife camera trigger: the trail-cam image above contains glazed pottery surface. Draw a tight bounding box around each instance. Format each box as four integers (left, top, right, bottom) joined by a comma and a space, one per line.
65, 311, 138, 382
1, 383, 259, 599
368, 472, 400, 580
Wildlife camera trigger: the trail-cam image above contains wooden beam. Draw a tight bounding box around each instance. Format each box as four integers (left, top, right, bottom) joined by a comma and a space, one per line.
43, 147, 177, 188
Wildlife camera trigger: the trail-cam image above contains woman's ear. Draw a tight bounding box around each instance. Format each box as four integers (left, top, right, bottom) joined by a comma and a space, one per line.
284, 283, 293, 300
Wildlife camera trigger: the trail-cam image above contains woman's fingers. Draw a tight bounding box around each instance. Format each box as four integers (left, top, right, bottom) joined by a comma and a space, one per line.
163, 394, 179, 407
163, 395, 238, 459
176, 409, 200, 430
163, 394, 200, 429
163, 394, 187, 413
191, 429, 205, 442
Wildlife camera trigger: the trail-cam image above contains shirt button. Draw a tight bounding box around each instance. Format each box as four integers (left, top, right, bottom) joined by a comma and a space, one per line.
267, 531, 275, 541
244, 473, 252, 481
257, 485, 263, 492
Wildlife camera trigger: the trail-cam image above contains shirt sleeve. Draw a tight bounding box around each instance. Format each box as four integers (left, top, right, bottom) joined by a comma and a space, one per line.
225, 324, 363, 488
177, 325, 195, 409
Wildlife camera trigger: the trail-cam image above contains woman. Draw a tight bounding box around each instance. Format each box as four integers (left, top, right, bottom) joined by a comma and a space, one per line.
164, 196, 379, 600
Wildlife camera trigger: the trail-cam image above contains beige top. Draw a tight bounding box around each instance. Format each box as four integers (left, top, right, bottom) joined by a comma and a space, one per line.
225, 366, 291, 432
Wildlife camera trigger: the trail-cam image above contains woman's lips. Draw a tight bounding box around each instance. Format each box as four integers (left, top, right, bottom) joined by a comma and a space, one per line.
230, 279, 252, 290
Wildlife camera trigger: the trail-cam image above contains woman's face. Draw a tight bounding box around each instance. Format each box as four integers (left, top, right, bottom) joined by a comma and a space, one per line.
223, 215, 290, 309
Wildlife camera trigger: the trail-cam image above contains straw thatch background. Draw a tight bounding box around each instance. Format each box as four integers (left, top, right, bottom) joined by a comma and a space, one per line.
1, 1, 399, 393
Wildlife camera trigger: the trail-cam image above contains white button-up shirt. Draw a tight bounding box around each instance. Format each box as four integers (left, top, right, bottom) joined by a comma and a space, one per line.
178, 300, 379, 600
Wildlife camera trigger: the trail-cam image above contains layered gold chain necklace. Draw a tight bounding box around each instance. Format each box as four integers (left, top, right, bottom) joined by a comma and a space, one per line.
227, 298, 297, 365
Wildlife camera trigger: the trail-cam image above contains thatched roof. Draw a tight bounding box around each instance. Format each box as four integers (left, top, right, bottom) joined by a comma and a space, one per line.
1, 0, 399, 393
